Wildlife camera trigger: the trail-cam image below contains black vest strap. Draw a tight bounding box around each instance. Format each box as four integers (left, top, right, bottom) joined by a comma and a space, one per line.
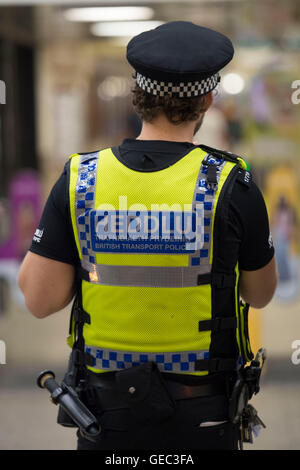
211, 272, 236, 288
197, 272, 236, 287
199, 144, 241, 165
73, 306, 90, 325
71, 286, 93, 367
196, 273, 212, 285
194, 358, 236, 373
71, 348, 95, 368
206, 164, 218, 190
198, 317, 237, 332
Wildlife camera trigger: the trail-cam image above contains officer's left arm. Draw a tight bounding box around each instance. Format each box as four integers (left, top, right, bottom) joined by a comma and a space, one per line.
18, 251, 76, 318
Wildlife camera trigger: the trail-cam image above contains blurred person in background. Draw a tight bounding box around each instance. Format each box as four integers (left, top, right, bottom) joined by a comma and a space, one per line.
273, 196, 295, 283
18, 21, 277, 451
194, 104, 229, 149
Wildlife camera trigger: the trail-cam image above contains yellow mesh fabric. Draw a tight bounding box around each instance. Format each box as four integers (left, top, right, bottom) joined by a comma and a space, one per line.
82, 283, 212, 352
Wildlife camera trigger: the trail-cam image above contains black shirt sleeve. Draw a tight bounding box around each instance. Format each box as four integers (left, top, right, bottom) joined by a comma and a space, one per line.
29, 160, 80, 266
230, 178, 274, 271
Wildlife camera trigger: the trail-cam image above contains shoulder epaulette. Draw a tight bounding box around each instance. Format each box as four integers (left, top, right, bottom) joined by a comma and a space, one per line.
69, 150, 101, 159
199, 144, 250, 171
69, 151, 101, 165
78, 150, 101, 156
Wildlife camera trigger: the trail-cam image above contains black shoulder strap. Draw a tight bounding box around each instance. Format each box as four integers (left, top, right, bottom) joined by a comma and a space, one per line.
205, 147, 244, 371
200, 144, 252, 191
78, 149, 101, 156
69, 284, 94, 368
199, 144, 243, 165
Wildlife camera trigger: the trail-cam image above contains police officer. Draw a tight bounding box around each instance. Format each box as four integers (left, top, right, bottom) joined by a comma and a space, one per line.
19, 21, 277, 450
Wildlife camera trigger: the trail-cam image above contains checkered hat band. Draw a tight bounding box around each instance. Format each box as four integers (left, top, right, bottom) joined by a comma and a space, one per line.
136, 72, 220, 97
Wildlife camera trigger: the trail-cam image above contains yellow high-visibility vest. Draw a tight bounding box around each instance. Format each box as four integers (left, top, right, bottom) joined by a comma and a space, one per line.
68, 145, 253, 376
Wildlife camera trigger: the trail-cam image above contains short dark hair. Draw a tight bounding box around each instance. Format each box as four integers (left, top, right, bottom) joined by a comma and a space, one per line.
131, 80, 208, 125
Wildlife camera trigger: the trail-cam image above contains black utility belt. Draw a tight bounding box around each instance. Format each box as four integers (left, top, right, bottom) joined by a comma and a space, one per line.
91, 379, 227, 406
87, 363, 229, 420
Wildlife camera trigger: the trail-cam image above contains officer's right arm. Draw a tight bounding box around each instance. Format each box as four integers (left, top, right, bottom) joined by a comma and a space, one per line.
18, 251, 76, 318
18, 163, 78, 318
239, 256, 278, 309
232, 176, 278, 309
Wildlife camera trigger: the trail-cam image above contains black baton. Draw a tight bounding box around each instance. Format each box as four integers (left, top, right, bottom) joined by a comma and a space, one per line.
37, 370, 101, 440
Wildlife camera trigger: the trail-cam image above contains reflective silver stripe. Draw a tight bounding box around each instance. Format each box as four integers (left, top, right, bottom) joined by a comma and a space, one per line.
82, 259, 210, 287
85, 345, 209, 373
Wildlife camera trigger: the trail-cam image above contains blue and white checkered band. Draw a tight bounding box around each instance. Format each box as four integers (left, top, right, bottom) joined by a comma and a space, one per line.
85, 345, 210, 373
75, 152, 100, 264
136, 72, 220, 97
188, 154, 225, 269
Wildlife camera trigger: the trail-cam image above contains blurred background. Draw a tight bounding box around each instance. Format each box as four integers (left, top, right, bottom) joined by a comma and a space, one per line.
0, 0, 300, 450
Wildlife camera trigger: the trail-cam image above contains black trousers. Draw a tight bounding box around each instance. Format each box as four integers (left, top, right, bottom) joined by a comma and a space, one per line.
76, 392, 240, 450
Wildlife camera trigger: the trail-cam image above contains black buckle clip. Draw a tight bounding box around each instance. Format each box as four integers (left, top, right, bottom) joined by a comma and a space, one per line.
74, 307, 91, 325
213, 273, 236, 289
206, 165, 218, 191
72, 349, 94, 367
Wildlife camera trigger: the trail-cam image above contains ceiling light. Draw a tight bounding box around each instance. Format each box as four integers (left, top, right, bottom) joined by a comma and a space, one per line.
222, 73, 245, 95
64, 7, 154, 22
91, 21, 164, 38
98, 76, 131, 101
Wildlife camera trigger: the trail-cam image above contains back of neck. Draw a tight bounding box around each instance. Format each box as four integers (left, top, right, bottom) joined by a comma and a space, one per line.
136, 118, 195, 143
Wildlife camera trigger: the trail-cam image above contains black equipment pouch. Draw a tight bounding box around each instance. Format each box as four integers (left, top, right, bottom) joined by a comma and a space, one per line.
115, 362, 176, 424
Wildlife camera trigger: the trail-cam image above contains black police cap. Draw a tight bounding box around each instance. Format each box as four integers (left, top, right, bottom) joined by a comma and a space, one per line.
127, 21, 234, 98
